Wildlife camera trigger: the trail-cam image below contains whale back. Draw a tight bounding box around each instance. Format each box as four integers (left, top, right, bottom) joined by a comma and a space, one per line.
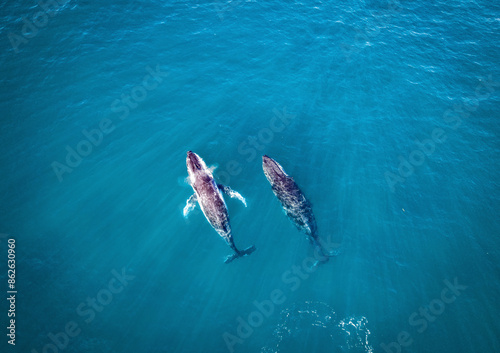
262, 156, 318, 238
186, 152, 231, 240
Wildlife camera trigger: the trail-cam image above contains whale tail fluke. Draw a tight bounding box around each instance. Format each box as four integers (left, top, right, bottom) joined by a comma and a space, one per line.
224, 245, 256, 264
306, 242, 341, 270
315, 238, 342, 258
309, 258, 327, 270
323, 248, 342, 257
319, 246, 341, 258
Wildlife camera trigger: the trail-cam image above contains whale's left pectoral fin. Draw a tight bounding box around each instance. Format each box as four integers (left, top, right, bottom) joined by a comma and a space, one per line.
183, 193, 198, 217
218, 184, 247, 207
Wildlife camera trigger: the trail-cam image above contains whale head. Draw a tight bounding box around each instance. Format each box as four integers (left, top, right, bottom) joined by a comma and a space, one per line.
262, 155, 288, 185
186, 151, 210, 181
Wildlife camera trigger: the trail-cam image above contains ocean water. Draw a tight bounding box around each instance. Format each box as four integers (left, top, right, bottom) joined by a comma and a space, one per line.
0, 0, 499, 352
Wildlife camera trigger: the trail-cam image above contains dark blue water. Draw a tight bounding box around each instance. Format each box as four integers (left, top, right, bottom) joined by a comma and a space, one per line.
0, 1, 499, 352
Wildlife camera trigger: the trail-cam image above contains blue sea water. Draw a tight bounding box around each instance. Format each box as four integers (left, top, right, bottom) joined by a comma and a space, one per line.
0, 0, 499, 352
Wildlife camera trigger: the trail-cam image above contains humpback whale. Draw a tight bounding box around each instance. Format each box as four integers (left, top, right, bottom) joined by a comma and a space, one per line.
262, 155, 334, 261
184, 151, 255, 263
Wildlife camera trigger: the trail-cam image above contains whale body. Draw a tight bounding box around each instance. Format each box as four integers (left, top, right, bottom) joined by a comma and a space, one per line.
262, 155, 334, 260
184, 151, 255, 263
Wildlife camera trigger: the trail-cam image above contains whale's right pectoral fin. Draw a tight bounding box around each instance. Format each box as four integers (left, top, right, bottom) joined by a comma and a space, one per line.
183, 193, 198, 217
218, 184, 247, 207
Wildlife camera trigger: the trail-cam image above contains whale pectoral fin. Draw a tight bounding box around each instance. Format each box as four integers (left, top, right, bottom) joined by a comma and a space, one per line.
218, 184, 247, 207
183, 193, 198, 217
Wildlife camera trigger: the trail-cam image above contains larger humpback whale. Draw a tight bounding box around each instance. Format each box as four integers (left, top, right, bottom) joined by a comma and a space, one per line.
184, 151, 255, 263
262, 155, 335, 260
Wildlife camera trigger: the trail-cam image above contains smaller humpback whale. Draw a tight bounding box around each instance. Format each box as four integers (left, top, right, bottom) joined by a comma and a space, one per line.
262, 155, 335, 261
184, 151, 255, 263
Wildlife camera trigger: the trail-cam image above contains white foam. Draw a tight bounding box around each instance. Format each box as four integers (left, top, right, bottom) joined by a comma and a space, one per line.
261, 301, 373, 353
